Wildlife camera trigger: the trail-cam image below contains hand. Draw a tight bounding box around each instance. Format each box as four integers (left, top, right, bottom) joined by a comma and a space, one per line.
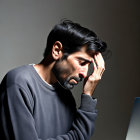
83, 52, 105, 96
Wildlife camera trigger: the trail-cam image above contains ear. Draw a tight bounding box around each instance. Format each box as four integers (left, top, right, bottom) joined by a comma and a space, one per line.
52, 41, 63, 60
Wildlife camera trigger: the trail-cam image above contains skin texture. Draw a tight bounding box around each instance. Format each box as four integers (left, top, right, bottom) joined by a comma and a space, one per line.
83, 53, 105, 96
34, 41, 105, 96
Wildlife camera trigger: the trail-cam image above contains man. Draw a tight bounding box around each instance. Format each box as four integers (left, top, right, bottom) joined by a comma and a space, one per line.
0, 20, 107, 140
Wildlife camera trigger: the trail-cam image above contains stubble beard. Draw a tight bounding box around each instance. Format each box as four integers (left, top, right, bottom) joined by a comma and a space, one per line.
52, 59, 82, 90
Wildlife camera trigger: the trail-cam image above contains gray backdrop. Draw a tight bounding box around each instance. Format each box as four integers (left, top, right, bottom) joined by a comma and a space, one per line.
0, 0, 140, 140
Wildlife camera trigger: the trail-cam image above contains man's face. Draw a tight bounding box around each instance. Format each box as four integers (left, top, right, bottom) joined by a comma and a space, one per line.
52, 47, 94, 89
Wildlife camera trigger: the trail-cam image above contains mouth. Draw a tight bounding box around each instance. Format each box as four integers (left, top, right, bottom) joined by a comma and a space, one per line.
69, 79, 79, 85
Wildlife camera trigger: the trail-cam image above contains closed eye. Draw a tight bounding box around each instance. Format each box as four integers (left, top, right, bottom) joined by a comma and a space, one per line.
80, 61, 88, 66
77, 57, 91, 64
77, 57, 92, 66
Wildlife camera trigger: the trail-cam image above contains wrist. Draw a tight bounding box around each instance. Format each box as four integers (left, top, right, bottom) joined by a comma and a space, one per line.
79, 94, 97, 112
83, 91, 93, 97
83, 93, 92, 96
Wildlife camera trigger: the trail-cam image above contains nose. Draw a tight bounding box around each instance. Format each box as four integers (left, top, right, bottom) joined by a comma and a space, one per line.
79, 67, 88, 79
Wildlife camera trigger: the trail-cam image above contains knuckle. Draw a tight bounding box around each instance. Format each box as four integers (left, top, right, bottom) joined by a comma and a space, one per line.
97, 76, 101, 80
102, 67, 105, 71
94, 75, 101, 81
89, 74, 101, 82
98, 65, 105, 70
102, 67, 105, 72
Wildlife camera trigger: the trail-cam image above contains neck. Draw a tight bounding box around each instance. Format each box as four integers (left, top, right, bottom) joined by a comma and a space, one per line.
34, 57, 57, 85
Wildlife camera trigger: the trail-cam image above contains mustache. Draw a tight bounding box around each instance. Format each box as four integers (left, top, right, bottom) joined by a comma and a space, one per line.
68, 76, 83, 83
63, 76, 83, 89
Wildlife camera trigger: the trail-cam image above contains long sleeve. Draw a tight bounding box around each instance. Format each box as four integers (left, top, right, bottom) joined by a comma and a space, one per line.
0, 65, 98, 140
0, 84, 97, 140
0, 85, 39, 140
50, 94, 97, 140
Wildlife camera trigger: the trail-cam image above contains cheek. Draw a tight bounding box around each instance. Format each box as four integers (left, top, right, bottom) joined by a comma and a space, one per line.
75, 65, 89, 74
69, 60, 79, 71
58, 62, 75, 78
62, 64, 73, 74
75, 66, 81, 72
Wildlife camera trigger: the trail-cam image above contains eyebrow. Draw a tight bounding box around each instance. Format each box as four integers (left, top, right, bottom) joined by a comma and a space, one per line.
77, 57, 92, 64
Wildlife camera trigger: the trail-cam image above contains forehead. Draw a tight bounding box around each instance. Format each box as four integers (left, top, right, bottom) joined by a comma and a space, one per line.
68, 46, 96, 61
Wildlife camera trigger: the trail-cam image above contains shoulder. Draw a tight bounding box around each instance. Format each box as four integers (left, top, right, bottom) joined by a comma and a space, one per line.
3, 65, 33, 87
0, 65, 35, 112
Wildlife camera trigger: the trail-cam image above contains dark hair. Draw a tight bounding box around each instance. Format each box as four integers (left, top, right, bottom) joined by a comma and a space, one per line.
43, 20, 107, 58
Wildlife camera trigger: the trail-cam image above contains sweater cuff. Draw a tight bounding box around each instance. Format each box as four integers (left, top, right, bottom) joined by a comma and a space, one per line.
79, 94, 97, 112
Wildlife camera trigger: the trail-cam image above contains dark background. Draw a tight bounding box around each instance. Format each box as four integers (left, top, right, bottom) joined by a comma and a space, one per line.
0, 0, 140, 139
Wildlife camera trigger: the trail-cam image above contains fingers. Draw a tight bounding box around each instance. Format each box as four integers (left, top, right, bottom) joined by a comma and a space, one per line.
83, 53, 105, 96
92, 57, 97, 71
92, 52, 105, 78
94, 52, 105, 69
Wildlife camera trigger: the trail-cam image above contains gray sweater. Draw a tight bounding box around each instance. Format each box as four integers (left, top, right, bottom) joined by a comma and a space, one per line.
0, 65, 97, 140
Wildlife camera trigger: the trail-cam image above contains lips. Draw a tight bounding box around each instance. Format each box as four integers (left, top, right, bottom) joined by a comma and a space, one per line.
69, 79, 78, 85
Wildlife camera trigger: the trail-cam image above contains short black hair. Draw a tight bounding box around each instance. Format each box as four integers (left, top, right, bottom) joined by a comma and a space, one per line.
43, 20, 107, 57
